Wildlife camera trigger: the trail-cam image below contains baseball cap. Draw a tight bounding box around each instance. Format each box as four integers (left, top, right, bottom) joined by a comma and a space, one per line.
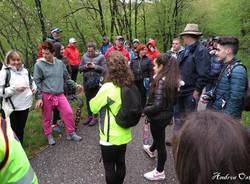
69, 37, 77, 43
51, 27, 62, 34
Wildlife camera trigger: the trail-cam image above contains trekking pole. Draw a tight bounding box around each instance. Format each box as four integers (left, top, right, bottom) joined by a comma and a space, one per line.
143, 116, 150, 145
74, 91, 84, 129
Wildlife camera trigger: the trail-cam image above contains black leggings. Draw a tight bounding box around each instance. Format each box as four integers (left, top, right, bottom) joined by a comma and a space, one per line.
149, 119, 168, 172
70, 65, 79, 82
100, 144, 127, 184
85, 87, 100, 116
9, 109, 29, 144
52, 108, 60, 125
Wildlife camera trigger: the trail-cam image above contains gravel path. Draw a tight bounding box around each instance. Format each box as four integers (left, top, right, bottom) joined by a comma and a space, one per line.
30, 118, 178, 184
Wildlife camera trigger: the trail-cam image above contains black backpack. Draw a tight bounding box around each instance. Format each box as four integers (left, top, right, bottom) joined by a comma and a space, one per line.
243, 78, 250, 111
107, 84, 143, 129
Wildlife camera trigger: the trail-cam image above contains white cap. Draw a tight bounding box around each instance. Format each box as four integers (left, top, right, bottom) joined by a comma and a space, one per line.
69, 37, 77, 43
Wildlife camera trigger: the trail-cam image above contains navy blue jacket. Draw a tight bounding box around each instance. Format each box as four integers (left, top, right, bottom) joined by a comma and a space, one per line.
178, 41, 210, 96
211, 58, 247, 118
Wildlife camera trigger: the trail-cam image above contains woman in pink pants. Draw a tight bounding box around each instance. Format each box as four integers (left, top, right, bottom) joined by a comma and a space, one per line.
34, 41, 82, 145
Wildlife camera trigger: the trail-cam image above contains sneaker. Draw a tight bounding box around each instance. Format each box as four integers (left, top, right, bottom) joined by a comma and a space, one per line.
89, 117, 98, 126
143, 144, 156, 158
52, 124, 61, 133
144, 168, 165, 181
66, 132, 82, 141
47, 135, 56, 145
83, 116, 92, 125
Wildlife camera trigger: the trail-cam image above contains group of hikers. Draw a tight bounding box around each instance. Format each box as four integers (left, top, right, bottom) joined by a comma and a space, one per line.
0, 23, 250, 184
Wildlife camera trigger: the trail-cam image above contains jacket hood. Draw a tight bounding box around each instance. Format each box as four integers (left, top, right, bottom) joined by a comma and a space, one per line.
37, 57, 56, 64
147, 39, 156, 48
67, 44, 77, 49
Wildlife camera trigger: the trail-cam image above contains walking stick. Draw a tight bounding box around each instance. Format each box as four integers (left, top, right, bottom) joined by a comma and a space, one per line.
74, 91, 84, 129
143, 116, 151, 145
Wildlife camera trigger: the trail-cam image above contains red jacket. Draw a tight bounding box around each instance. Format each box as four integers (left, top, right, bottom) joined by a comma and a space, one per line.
104, 45, 130, 61
64, 44, 81, 65
146, 39, 160, 61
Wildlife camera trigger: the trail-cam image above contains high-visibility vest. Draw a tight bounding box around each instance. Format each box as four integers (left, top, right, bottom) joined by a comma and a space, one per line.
90, 82, 132, 145
0, 117, 38, 184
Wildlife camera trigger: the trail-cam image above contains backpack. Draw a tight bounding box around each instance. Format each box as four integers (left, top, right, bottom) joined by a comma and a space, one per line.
226, 62, 250, 111
107, 85, 143, 128
0, 68, 33, 111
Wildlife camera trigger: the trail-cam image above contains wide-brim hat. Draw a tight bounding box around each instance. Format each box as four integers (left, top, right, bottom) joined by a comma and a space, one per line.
180, 23, 203, 36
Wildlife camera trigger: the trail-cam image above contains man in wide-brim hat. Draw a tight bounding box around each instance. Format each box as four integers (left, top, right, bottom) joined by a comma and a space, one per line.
179, 23, 203, 36
173, 23, 210, 134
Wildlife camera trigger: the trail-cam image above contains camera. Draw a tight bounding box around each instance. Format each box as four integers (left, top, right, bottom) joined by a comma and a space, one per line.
202, 90, 216, 101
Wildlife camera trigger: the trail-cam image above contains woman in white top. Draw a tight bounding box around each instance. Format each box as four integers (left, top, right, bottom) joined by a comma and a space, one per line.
0, 50, 36, 144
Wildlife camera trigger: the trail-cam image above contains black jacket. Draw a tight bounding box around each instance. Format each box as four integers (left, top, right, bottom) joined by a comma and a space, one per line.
178, 41, 210, 96
144, 78, 174, 122
130, 55, 153, 82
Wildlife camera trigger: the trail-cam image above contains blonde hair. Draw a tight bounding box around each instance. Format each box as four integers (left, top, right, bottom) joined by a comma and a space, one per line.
4, 50, 23, 65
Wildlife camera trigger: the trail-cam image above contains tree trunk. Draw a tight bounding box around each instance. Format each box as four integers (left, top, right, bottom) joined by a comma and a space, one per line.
10, 0, 36, 65
134, 0, 138, 38
34, 0, 46, 41
142, 3, 147, 43
109, 0, 115, 41
97, 0, 106, 36
0, 40, 5, 61
128, 0, 132, 40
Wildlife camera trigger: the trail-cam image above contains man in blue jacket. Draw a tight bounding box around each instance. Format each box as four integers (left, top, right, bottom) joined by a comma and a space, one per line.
207, 36, 247, 119
174, 24, 210, 132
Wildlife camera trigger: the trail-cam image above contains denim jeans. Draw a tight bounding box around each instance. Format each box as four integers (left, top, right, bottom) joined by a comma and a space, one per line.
174, 94, 198, 132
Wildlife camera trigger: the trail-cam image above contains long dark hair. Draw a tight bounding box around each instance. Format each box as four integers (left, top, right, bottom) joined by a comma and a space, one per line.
53, 42, 63, 59
152, 53, 180, 105
106, 51, 134, 87
174, 111, 250, 184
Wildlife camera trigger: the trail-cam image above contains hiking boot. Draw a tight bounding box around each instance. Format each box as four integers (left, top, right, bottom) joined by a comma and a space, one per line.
144, 168, 165, 181
89, 117, 98, 126
143, 144, 156, 158
47, 135, 56, 145
66, 132, 82, 141
83, 116, 92, 125
52, 124, 61, 133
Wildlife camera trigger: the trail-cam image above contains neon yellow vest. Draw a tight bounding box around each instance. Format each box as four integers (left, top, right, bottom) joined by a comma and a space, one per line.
90, 82, 132, 145
0, 118, 38, 184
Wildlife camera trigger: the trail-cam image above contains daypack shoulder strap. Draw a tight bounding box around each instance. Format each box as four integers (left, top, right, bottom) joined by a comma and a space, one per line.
226, 62, 247, 79
0, 117, 10, 170
2, 68, 15, 110
28, 71, 33, 89
3, 68, 11, 95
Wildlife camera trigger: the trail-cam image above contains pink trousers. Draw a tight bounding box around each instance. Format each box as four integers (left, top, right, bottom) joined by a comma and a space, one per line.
42, 92, 75, 136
